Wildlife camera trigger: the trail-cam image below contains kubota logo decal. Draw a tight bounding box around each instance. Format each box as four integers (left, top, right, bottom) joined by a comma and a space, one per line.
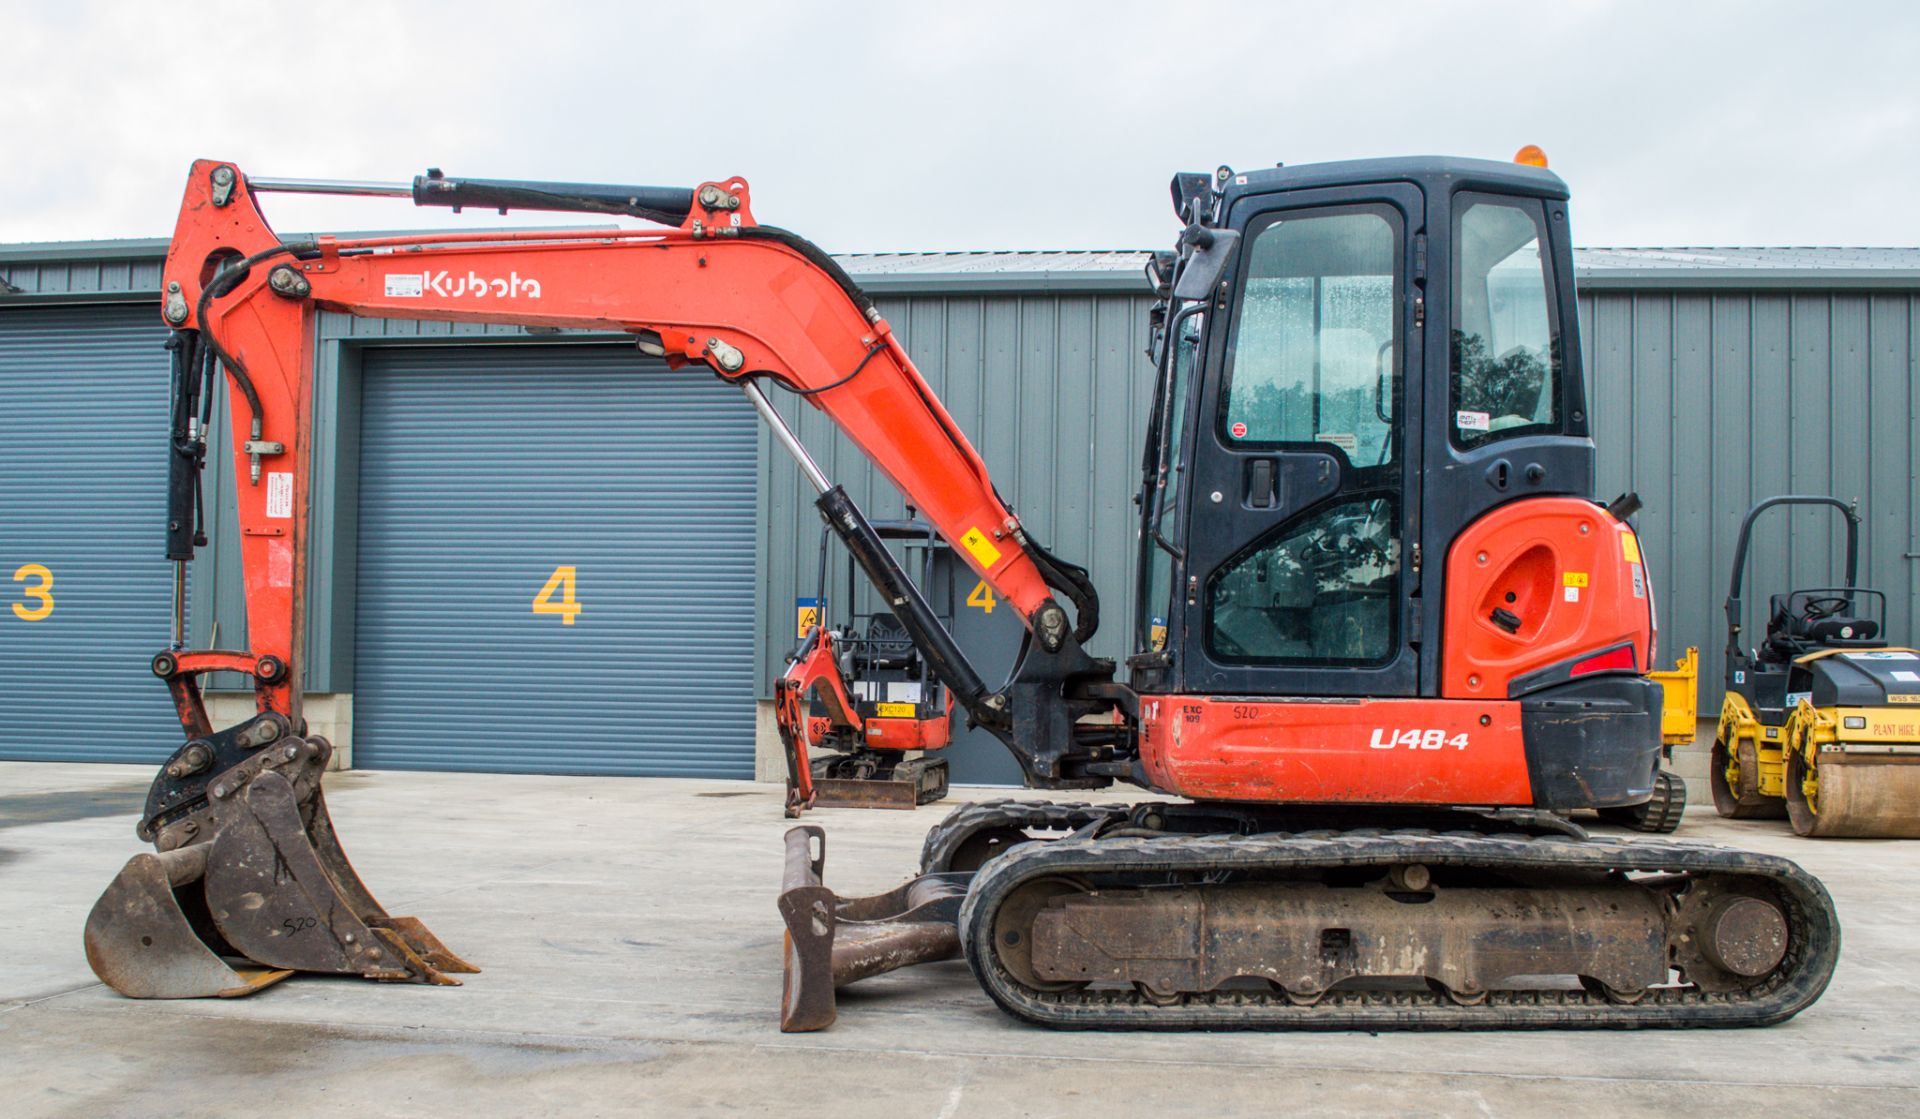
384, 270, 543, 299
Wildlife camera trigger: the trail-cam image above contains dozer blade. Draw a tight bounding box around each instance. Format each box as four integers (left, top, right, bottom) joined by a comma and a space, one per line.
802, 757, 950, 813
1790, 751, 1920, 837
777, 825, 968, 1032
87, 725, 475, 998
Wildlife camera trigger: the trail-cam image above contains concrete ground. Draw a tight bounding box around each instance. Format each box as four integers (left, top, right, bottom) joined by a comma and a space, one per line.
3, 761, 1917, 1118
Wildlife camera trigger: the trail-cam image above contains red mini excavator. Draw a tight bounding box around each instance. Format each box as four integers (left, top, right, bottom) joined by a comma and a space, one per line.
780, 518, 955, 814
88, 153, 1837, 1031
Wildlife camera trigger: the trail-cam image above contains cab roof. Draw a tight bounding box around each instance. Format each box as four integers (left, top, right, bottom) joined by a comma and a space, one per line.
1218, 156, 1571, 205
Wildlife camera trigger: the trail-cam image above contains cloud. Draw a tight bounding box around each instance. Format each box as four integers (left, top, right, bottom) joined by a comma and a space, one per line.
4, 0, 1916, 250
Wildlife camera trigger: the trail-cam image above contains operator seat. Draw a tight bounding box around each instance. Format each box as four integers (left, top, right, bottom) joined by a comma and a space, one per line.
1761, 592, 1881, 664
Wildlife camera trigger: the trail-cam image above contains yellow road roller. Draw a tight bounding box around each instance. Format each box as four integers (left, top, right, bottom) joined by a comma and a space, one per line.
1715, 495, 1920, 836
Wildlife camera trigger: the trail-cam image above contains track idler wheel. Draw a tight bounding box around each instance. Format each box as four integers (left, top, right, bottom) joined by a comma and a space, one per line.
85, 724, 476, 999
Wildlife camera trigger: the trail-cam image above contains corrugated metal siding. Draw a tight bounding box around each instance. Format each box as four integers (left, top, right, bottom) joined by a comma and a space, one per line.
764, 290, 1920, 711
0, 305, 180, 761
353, 344, 759, 776
6, 242, 1913, 755
758, 293, 1157, 692
1582, 290, 1920, 700
0, 254, 165, 300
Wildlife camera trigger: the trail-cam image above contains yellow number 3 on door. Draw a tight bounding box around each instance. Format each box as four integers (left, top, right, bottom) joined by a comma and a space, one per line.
13, 564, 53, 621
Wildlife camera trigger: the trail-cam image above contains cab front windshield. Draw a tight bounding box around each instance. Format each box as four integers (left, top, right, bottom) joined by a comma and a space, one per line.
1139, 308, 1202, 653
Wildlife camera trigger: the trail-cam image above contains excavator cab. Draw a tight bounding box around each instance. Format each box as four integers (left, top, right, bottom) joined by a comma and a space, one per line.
1126, 157, 1671, 812
1140, 161, 1586, 695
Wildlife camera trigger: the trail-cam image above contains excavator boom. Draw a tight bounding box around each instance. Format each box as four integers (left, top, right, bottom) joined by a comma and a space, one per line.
88, 159, 1124, 1001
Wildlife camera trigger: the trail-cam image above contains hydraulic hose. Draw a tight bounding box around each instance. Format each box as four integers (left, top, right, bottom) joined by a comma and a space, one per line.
192, 241, 316, 440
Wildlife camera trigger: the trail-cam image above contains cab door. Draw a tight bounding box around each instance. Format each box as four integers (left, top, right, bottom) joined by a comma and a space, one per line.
1177, 184, 1425, 697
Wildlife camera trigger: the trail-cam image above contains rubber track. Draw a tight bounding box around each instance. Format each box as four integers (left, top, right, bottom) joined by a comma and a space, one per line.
959, 829, 1840, 1030
1600, 770, 1688, 834
919, 799, 1129, 874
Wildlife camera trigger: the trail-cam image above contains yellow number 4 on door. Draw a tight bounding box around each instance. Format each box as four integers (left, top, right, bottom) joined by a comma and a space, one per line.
533, 565, 581, 625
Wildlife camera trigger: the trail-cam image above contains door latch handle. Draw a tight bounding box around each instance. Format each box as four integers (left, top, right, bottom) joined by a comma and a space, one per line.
1246, 459, 1277, 509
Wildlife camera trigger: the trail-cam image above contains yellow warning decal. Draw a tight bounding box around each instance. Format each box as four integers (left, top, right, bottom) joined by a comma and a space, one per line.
1621, 533, 1642, 564
1563, 571, 1589, 588
960, 526, 1002, 568
875, 702, 916, 718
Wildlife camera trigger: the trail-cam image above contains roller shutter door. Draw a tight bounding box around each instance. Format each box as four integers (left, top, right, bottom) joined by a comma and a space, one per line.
0, 305, 180, 762
353, 344, 759, 776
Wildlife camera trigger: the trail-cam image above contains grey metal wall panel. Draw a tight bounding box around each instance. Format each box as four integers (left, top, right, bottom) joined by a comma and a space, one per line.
353, 344, 759, 776
1575, 290, 1920, 702
0, 305, 179, 761
756, 293, 1156, 705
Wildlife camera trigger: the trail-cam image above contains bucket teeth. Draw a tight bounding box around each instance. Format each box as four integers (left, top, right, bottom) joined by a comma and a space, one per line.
86, 735, 474, 999
380, 915, 481, 974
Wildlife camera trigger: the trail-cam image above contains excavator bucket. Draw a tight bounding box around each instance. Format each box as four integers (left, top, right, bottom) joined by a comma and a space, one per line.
84, 845, 292, 998
86, 723, 476, 999
777, 825, 967, 1032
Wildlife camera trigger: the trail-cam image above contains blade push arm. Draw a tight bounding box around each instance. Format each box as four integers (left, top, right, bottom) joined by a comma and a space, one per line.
161, 159, 1120, 780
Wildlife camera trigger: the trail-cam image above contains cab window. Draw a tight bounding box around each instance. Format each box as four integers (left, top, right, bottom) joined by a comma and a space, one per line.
1221, 205, 1400, 469
1451, 194, 1561, 447
1207, 495, 1401, 665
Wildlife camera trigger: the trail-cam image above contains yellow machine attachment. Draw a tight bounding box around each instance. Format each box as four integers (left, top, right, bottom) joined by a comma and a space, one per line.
1714, 690, 1793, 820
1650, 646, 1700, 747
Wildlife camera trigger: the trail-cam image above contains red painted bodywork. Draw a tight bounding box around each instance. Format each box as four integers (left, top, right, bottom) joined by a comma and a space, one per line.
1441, 498, 1653, 699
1140, 696, 1532, 806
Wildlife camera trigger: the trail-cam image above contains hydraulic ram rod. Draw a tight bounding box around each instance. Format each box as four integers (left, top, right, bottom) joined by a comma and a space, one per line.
245, 177, 412, 198
247, 170, 698, 223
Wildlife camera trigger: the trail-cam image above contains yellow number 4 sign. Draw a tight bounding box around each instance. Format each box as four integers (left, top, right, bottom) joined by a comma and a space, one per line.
532, 565, 581, 625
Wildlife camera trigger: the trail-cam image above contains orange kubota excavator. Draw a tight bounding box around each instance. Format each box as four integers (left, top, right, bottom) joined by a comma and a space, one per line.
87, 154, 1838, 1031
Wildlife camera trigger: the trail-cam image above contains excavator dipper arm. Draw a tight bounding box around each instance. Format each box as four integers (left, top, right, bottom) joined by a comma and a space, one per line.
88, 159, 1125, 1003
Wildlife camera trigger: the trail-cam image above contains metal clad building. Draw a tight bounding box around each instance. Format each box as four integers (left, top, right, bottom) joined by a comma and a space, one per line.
3, 239, 1916, 776
0, 302, 181, 761
351, 344, 759, 777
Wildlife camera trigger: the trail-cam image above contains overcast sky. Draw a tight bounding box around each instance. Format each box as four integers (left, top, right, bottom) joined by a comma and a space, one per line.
5, 1, 1917, 253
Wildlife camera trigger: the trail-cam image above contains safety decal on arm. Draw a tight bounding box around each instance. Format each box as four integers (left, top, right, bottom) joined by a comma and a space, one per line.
959, 527, 1001, 569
